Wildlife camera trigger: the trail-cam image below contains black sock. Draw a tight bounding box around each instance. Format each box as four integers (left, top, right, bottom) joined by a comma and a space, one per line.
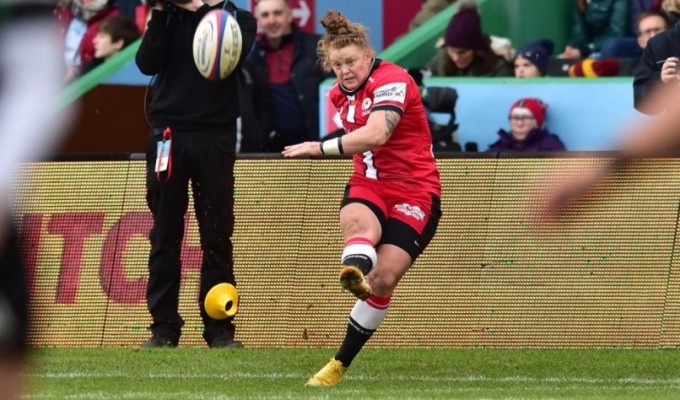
334, 317, 374, 367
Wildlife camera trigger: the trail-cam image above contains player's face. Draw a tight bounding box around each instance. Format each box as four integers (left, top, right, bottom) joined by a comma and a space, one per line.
255, 0, 293, 41
329, 45, 373, 91
446, 47, 474, 69
509, 109, 538, 141
514, 56, 541, 78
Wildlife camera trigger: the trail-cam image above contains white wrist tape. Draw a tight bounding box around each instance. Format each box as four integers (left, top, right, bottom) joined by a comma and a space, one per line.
321, 137, 343, 155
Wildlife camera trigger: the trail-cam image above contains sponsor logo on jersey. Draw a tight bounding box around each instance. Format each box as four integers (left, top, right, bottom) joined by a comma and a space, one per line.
374, 82, 406, 104
362, 98, 372, 110
394, 203, 425, 221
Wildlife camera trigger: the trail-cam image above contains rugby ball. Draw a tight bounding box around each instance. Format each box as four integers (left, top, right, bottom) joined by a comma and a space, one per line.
192, 9, 243, 80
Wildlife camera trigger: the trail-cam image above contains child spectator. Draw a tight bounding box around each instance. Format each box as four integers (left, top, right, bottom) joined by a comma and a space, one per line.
57, 0, 119, 81
81, 15, 140, 75
488, 98, 566, 152
514, 39, 554, 78
426, 0, 512, 77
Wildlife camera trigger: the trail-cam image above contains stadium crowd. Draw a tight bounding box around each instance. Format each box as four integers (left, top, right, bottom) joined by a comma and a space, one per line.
53, 0, 680, 152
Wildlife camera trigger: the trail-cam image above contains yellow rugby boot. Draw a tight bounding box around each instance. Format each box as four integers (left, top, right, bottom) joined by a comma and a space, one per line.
305, 358, 348, 387
339, 266, 372, 300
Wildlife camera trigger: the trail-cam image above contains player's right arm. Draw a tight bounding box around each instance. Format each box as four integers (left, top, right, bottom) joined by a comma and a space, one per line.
281, 109, 400, 158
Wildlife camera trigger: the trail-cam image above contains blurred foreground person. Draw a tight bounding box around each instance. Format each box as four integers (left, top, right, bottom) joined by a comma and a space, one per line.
539, 82, 680, 221
283, 10, 441, 387
0, 1, 73, 398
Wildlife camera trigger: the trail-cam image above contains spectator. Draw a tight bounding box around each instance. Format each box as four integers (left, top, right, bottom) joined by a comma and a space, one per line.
135, 0, 256, 349
240, 0, 328, 152
488, 98, 566, 152
81, 15, 140, 75
57, 0, 119, 81
426, 0, 512, 77
600, 10, 670, 62
661, 0, 680, 25
636, 10, 671, 49
514, 39, 554, 78
633, 15, 680, 114
559, 0, 630, 59
408, 0, 456, 31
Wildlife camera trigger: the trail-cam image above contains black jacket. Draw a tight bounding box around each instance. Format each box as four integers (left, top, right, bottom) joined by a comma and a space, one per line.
239, 25, 328, 151
135, 2, 256, 132
633, 22, 680, 115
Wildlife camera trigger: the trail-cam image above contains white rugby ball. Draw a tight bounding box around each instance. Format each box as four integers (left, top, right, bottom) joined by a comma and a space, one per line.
192, 9, 243, 80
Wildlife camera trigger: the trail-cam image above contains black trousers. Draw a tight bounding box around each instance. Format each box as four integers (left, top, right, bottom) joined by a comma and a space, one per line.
145, 127, 236, 344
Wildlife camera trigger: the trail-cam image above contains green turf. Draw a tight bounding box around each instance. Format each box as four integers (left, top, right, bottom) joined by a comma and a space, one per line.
26, 348, 680, 399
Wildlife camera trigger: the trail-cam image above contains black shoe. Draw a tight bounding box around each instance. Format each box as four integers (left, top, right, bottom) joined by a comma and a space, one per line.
140, 335, 178, 348
209, 336, 243, 348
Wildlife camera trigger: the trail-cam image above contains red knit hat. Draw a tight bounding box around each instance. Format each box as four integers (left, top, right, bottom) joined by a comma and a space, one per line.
509, 98, 548, 128
568, 58, 619, 77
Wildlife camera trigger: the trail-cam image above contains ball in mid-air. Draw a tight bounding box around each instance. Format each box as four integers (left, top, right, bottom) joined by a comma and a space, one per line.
192, 9, 242, 80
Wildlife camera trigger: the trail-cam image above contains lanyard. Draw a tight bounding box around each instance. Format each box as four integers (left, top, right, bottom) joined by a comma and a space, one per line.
156, 127, 173, 182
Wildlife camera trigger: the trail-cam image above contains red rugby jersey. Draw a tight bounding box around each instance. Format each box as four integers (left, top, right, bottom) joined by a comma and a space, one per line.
329, 59, 441, 196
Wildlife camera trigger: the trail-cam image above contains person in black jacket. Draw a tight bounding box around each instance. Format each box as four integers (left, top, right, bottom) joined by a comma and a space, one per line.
633, 21, 680, 114
240, 0, 328, 152
135, 0, 256, 348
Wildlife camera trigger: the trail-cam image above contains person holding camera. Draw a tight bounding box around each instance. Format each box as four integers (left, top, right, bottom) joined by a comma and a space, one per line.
135, 0, 256, 348
633, 19, 680, 115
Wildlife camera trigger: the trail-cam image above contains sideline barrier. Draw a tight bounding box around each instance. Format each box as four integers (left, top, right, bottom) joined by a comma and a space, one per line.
13, 154, 680, 348
321, 77, 639, 151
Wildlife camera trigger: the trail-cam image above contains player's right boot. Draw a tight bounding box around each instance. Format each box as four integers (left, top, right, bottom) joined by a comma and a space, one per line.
305, 358, 348, 387
339, 266, 371, 300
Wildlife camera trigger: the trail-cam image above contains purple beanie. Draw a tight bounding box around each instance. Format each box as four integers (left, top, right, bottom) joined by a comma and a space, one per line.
444, 0, 488, 50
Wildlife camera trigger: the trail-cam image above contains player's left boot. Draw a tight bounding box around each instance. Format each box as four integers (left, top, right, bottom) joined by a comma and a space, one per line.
305, 358, 347, 387
339, 266, 372, 300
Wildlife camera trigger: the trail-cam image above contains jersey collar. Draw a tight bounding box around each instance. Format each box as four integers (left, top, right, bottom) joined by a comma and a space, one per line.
339, 58, 382, 96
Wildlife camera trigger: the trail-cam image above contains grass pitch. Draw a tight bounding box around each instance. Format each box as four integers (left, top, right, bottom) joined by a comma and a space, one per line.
26, 348, 679, 399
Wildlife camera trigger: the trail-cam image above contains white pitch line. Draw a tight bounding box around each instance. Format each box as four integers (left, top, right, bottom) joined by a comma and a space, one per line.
28, 372, 680, 385
21, 384, 680, 400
